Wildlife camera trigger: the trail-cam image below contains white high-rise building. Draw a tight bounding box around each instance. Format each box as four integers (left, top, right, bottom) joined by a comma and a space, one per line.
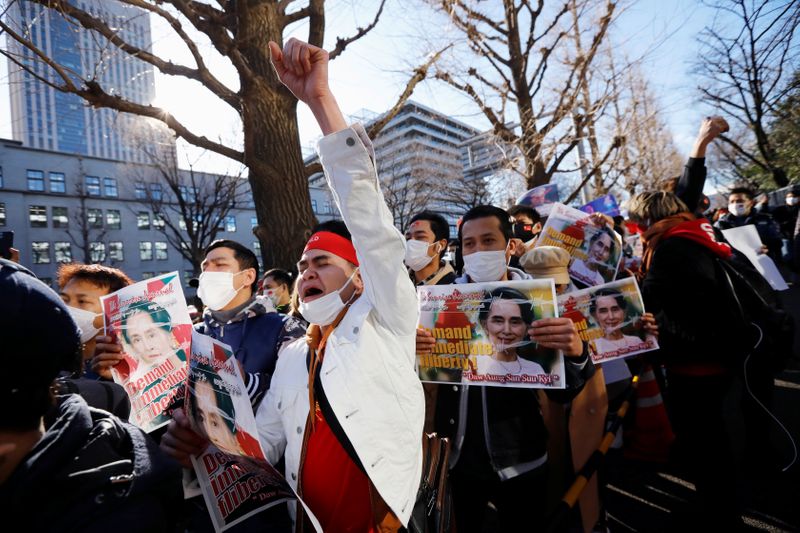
5, 0, 173, 164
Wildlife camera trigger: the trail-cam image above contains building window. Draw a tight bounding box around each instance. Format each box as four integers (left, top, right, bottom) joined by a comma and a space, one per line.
85, 176, 101, 196
311, 199, 318, 213
90, 242, 106, 263
178, 185, 196, 203
106, 210, 121, 230
323, 200, 331, 214
141, 271, 155, 279
180, 215, 199, 232
29, 205, 47, 227
49, 172, 66, 193
149, 183, 162, 200
250, 216, 258, 229
52, 207, 69, 228
135, 181, 147, 199
54, 242, 72, 263
139, 241, 153, 260
0, 203, 5, 226
225, 215, 237, 232
87, 209, 103, 228
108, 241, 124, 261
103, 177, 118, 197
31, 241, 50, 264
27, 170, 45, 191
155, 241, 168, 260
252, 241, 264, 269
137, 212, 150, 230
153, 213, 165, 229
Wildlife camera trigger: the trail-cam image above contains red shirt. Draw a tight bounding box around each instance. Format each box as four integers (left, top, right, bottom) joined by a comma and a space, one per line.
301, 405, 375, 532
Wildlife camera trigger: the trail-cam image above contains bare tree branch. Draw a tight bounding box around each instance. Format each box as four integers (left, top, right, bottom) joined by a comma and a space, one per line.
328, 0, 387, 60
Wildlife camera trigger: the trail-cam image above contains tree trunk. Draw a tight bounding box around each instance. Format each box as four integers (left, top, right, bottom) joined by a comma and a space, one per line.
526, 156, 549, 189
238, 4, 318, 270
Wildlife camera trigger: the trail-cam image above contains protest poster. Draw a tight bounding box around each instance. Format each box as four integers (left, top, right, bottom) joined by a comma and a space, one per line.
721, 225, 789, 291
101, 271, 191, 432
557, 278, 658, 364
579, 194, 621, 217
417, 279, 565, 389
623, 233, 643, 274
516, 183, 559, 216
187, 331, 307, 532
534, 203, 623, 287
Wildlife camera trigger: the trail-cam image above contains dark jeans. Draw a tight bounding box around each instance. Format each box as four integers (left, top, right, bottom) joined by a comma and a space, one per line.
667, 371, 740, 522
450, 465, 548, 533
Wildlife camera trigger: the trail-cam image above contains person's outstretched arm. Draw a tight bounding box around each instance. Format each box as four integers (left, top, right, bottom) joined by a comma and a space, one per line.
269, 39, 418, 338
676, 116, 729, 212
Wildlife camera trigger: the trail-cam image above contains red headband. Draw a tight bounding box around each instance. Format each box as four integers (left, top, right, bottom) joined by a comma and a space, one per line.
303, 231, 359, 266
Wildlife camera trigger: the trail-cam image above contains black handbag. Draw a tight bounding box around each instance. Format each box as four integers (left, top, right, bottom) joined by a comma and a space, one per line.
407, 433, 455, 533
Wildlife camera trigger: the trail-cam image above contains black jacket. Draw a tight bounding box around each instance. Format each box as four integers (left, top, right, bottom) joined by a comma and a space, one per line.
641, 237, 744, 369
1, 394, 182, 532
433, 354, 594, 481
715, 211, 782, 257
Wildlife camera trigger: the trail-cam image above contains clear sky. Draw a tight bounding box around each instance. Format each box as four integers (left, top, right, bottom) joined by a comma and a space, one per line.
0, 0, 718, 175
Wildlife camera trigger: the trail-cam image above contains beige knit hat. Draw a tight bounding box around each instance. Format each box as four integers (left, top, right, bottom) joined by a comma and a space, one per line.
522, 246, 571, 285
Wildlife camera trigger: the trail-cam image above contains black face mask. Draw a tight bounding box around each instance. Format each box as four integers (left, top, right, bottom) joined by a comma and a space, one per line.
513, 222, 538, 242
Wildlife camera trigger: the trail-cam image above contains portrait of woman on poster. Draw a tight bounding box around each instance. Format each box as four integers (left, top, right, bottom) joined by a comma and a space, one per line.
118, 300, 187, 382
187, 361, 263, 458
475, 287, 547, 379
570, 227, 617, 286
589, 288, 656, 357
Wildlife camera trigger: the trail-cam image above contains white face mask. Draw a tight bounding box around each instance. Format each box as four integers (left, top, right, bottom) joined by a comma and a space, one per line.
728, 202, 749, 217
264, 288, 282, 308
463, 248, 508, 282
68, 306, 100, 343
788, 197, 799, 206
298, 269, 359, 325
404, 239, 438, 272
197, 271, 245, 311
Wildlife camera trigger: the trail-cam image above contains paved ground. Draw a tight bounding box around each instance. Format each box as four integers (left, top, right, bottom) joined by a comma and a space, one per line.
603, 283, 800, 532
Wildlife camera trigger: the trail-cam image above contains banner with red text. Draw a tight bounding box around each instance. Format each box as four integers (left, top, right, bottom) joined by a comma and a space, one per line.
101, 271, 190, 432
187, 331, 305, 532
557, 277, 658, 364
534, 203, 623, 287
417, 279, 565, 389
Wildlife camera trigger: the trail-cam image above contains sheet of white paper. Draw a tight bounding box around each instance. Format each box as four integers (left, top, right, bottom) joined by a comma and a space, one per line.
721, 226, 789, 291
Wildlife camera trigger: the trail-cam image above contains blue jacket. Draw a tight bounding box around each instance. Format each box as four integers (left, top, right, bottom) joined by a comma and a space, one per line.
195, 296, 306, 408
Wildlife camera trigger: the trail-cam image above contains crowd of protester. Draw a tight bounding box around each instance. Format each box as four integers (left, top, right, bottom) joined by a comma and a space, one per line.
2, 38, 798, 533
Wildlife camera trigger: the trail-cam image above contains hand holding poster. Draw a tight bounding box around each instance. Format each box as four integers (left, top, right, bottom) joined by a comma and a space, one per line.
187, 331, 301, 532
557, 278, 658, 364
100, 271, 191, 432
417, 279, 565, 389
534, 203, 623, 287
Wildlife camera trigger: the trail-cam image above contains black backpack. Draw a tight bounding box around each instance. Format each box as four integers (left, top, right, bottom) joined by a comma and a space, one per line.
715, 254, 796, 372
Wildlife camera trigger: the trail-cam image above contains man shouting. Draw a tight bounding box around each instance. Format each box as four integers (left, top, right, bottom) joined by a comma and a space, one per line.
161, 38, 424, 533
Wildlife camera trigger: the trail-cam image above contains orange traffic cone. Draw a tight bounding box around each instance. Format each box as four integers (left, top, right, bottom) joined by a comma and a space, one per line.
624, 364, 674, 462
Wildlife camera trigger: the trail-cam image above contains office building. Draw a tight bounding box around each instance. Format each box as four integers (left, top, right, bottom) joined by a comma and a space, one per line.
0, 137, 337, 289
308, 101, 483, 235
5, 0, 172, 164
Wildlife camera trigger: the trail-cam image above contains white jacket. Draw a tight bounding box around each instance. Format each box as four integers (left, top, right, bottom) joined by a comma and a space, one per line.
255, 124, 424, 526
